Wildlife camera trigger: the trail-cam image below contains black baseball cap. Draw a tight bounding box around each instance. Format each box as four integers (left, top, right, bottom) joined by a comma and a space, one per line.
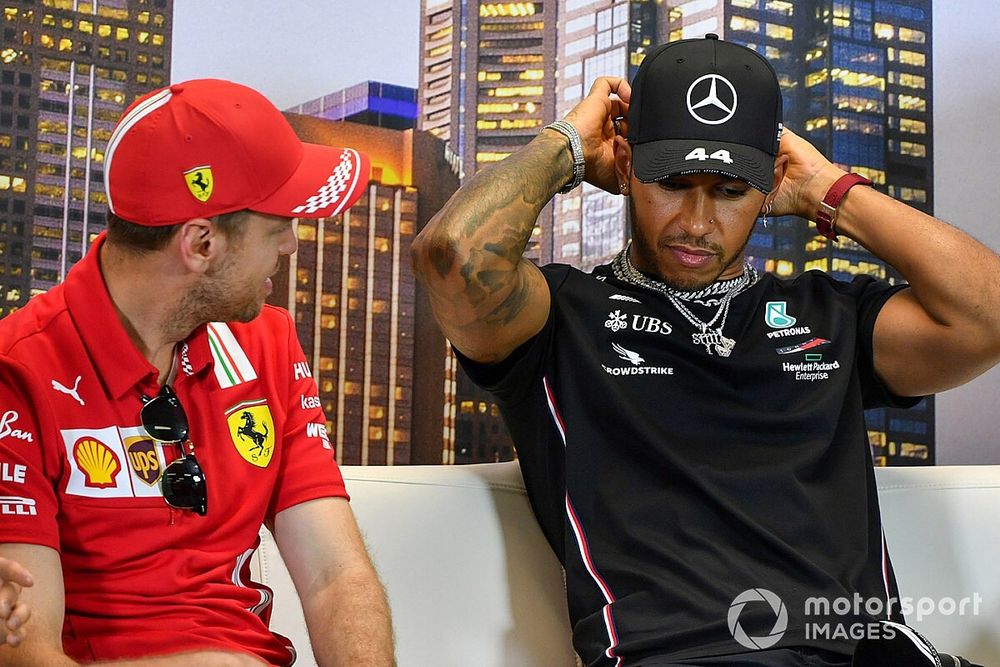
627, 34, 783, 193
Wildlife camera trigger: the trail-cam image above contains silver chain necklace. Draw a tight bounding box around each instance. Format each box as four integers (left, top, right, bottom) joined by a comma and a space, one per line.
611, 242, 759, 357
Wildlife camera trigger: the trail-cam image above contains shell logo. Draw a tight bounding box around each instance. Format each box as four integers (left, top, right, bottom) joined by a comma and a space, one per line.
72, 437, 122, 489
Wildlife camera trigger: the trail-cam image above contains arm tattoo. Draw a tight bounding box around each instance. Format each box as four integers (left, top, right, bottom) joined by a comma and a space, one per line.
419, 131, 571, 325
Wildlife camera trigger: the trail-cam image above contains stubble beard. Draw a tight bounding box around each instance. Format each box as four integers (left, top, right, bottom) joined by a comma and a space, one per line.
627, 196, 755, 292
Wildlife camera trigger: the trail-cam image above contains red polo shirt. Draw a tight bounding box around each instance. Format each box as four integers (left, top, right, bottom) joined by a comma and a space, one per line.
0, 233, 347, 665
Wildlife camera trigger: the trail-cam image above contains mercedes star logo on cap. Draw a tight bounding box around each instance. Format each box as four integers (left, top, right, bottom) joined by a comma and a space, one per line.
686, 74, 738, 126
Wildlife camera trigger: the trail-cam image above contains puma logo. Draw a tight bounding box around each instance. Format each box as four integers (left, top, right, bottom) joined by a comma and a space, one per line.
52, 375, 85, 406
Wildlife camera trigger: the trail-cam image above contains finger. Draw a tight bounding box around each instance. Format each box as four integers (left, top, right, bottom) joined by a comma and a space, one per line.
5, 625, 26, 648
7, 600, 29, 631
0, 581, 20, 617
0, 559, 34, 589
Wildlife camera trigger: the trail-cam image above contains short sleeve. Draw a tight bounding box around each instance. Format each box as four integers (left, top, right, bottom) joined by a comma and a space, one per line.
454, 265, 571, 405
267, 311, 348, 522
848, 276, 924, 410
0, 357, 61, 550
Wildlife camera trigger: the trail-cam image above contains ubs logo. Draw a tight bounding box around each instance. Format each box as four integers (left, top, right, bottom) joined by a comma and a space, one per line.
604, 311, 673, 336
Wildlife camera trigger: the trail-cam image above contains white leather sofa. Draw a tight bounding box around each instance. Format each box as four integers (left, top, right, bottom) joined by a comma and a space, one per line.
250, 463, 1000, 666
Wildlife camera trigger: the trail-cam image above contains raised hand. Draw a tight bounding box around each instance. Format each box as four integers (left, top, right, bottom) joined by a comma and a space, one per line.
769, 127, 846, 219
563, 76, 632, 194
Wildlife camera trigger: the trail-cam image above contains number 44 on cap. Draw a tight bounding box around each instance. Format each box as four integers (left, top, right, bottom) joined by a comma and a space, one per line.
685, 147, 734, 164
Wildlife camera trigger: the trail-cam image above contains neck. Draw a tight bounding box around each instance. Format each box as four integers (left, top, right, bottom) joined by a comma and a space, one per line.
100, 242, 194, 384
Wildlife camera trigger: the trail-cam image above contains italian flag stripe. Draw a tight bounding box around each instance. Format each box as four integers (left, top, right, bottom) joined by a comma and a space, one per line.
207, 322, 257, 389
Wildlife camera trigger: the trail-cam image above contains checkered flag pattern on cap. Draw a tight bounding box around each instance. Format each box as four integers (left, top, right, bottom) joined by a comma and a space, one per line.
292, 149, 365, 215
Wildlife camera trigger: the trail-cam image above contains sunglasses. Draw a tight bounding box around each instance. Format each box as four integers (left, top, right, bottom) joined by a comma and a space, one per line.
140, 385, 208, 516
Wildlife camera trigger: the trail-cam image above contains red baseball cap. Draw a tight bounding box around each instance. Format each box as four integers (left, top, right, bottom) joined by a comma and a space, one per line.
104, 78, 371, 226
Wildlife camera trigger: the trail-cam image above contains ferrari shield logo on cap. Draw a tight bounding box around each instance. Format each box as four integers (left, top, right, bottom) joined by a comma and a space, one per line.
183, 165, 214, 202
226, 399, 275, 468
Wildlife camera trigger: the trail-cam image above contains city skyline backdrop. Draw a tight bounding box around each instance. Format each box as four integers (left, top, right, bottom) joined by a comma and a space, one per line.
0, 1, 994, 464
170, 1, 1000, 465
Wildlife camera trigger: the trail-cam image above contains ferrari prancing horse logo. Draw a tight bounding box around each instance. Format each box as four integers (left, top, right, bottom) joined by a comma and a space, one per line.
226, 399, 275, 468
183, 165, 214, 203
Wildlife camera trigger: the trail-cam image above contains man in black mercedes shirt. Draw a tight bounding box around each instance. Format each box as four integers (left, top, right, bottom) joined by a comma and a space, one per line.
411, 35, 1000, 666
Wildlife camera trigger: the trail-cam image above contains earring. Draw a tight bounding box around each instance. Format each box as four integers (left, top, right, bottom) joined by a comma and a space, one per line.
761, 201, 773, 228
619, 182, 628, 195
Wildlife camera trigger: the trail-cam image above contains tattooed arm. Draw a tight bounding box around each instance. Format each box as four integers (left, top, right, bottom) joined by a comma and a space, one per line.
411, 77, 631, 363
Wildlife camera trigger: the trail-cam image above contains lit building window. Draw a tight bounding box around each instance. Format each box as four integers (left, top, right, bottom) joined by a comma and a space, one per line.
98, 24, 111, 38
775, 260, 795, 277
896, 94, 926, 111
489, 85, 543, 98
805, 70, 828, 87
898, 141, 926, 158
477, 71, 501, 82
296, 224, 317, 241
766, 0, 793, 15
874, 22, 894, 40
899, 118, 926, 134
896, 72, 925, 89
519, 69, 544, 80
897, 49, 926, 66
79, 20, 93, 34
804, 259, 828, 272
731, 0, 755, 7
479, 3, 536, 17
898, 187, 926, 203
765, 23, 793, 40
476, 151, 511, 163
499, 118, 541, 130
899, 27, 925, 44
730, 16, 760, 32
805, 117, 828, 131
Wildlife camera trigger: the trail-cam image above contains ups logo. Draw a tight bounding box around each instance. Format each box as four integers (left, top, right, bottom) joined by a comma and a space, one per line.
126, 438, 161, 486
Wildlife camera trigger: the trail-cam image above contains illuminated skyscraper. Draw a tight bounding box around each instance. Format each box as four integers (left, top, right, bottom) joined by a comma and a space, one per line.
418, 0, 934, 464
0, 0, 172, 316
418, 0, 558, 463
273, 115, 460, 466
553, 0, 657, 270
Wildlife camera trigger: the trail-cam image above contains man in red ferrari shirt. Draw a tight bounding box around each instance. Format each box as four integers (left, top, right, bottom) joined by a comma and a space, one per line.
0, 79, 394, 666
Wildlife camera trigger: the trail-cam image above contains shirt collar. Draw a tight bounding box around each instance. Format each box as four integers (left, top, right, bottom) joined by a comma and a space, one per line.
63, 232, 213, 398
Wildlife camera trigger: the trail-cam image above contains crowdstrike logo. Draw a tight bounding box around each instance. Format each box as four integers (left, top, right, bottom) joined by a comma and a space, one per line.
728, 588, 788, 650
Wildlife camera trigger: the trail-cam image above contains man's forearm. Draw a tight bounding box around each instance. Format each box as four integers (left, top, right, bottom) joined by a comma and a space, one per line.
413, 130, 571, 311
304, 565, 394, 667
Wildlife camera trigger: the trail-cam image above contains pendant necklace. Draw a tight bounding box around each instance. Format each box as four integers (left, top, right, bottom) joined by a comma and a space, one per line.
611, 242, 759, 357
